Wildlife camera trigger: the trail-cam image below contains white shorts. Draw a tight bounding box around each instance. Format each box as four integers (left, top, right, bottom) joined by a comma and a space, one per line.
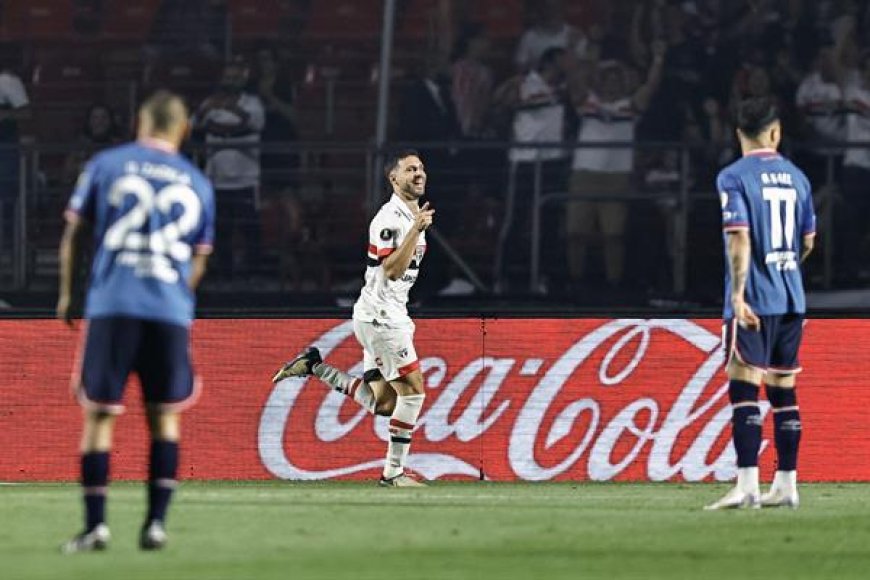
352, 318, 419, 382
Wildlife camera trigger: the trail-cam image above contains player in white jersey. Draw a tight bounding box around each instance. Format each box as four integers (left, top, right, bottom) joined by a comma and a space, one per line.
272, 150, 434, 487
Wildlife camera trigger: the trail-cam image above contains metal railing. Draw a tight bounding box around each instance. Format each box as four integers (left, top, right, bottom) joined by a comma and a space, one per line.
3, 140, 867, 305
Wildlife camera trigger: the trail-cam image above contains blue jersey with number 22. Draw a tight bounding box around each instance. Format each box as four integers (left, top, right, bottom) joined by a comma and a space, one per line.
65, 140, 215, 327
717, 149, 816, 319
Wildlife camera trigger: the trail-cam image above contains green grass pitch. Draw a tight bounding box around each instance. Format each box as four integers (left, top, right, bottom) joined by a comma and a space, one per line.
2, 482, 870, 580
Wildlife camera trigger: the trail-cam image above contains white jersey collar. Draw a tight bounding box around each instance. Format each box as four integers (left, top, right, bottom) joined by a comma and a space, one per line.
389, 193, 415, 220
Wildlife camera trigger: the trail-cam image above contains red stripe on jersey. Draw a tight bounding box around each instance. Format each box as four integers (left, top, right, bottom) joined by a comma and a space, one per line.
397, 360, 420, 377
367, 244, 395, 259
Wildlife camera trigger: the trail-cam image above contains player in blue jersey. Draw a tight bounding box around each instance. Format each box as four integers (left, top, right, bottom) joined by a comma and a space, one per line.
705, 97, 816, 510
57, 91, 215, 552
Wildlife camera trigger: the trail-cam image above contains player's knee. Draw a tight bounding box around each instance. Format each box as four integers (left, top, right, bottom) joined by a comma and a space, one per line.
375, 399, 396, 416
147, 408, 181, 441
765, 384, 798, 409
727, 359, 763, 384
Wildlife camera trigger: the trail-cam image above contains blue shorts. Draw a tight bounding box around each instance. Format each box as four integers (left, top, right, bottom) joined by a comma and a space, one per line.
723, 314, 804, 374
75, 317, 199, 414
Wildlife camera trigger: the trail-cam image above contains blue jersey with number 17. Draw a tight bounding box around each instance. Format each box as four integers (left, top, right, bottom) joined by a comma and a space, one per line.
65, 140, 215, 327
717, 148, 816, 319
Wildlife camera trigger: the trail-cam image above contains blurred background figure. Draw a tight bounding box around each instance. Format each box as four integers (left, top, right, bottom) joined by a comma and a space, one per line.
195, 56, 265, 280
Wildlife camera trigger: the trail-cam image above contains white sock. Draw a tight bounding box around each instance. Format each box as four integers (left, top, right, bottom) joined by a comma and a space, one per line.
383, 394, 425, 479
312, 363, 376, 414
772, 470, 797, 493
737, 466, 760, 494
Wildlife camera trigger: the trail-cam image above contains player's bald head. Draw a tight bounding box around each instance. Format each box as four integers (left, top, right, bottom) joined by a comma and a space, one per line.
138, 90, 188, 138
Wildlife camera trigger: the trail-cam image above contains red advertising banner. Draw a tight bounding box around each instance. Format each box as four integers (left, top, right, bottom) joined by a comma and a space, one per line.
1, 318, 866, 482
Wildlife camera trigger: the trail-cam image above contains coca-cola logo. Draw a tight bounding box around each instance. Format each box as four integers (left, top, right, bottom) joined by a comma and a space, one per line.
258, 319, 770, 481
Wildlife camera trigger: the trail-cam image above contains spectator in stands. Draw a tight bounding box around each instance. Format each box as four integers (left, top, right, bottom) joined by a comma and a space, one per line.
566, 41, 666, 290
515, 0, 589, 72
0, 45, 30, 254
195, 56, 266, 279
795, 44, 846, 185
254, 46, 299, 194
396, 55, 463, 294
495, 46, 570, 291
840, 50, 870, 283
63, 104, 124, 184
450, 23, 494, 139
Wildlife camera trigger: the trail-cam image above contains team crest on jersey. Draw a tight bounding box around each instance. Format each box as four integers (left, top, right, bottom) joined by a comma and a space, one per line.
375, 357, 383, 367
380, 228, 393, 241
397, 348, 408, 358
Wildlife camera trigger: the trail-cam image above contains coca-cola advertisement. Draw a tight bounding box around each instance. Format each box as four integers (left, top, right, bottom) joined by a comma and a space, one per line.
2, 318, 867, 482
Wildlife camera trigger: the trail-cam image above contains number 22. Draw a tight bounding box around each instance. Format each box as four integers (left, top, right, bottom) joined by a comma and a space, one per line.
104, 174, 202, 261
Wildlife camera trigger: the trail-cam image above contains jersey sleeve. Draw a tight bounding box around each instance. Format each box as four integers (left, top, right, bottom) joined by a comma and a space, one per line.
717, 171, 749, 232
367, 212, 399, 264
191, 177, 216, 255
65, 160, 99, 224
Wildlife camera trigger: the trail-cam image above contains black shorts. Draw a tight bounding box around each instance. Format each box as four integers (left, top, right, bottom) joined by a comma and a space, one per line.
75, 316, 199, 414
723, 314, 804, 374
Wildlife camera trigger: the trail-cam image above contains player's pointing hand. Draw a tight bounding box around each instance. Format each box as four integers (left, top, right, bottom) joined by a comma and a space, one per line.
415, 202, 434, 232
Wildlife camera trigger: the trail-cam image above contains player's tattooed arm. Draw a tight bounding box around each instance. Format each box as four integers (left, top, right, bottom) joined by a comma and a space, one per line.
726, 230, 760, 330
57, 218, 88, 327
382, 203, 434, 281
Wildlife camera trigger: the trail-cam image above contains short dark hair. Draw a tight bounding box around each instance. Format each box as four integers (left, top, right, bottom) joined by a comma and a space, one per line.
140, 90, 187, 133
383, 149, 421, 181
736, 97, 779, 138
538, 46, 566, 71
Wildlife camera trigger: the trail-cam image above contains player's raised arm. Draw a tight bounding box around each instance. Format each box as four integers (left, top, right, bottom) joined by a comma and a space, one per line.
631, 40, 666, 113
383, 202, 434, 281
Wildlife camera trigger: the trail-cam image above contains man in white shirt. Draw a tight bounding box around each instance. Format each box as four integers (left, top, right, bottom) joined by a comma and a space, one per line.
195, 57, 265, 278
566, 43, 665, 288
840, 51, 870, 282
498, 47, 569, 288
273, 150, 434, 488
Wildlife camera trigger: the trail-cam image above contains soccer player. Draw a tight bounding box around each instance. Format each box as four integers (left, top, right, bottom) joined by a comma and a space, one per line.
58, 91, 215, 551
272, 150, 433, 487
706, 97, 815, 510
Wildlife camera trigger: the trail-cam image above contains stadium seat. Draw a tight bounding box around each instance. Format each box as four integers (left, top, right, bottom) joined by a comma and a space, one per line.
304, 0, 382, 41
472, 0, 524, 39
101, 0, 161, 41
0, 1, 73, 40
227, 0, 301, 39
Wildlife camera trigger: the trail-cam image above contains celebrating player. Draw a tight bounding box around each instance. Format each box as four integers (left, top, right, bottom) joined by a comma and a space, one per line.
58, 91, 215, 551
273, 150, 433, 487
706, 97, 815, 510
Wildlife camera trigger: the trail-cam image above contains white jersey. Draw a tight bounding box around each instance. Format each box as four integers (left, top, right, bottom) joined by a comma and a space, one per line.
353, 194, 427, 325
573, 93, 636, 173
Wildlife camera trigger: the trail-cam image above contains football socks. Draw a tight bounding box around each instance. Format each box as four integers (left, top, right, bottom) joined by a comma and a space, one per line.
81, 451, 110, 532
729, 380, 762, 468
384, 394, 425, 479
766, 385, 801, 472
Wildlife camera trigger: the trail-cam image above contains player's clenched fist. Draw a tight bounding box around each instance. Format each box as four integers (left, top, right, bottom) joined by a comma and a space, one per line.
415, 202, 435, 232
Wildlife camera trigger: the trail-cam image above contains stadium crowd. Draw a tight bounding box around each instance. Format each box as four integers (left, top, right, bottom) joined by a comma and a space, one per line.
3, 0, 869, 304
